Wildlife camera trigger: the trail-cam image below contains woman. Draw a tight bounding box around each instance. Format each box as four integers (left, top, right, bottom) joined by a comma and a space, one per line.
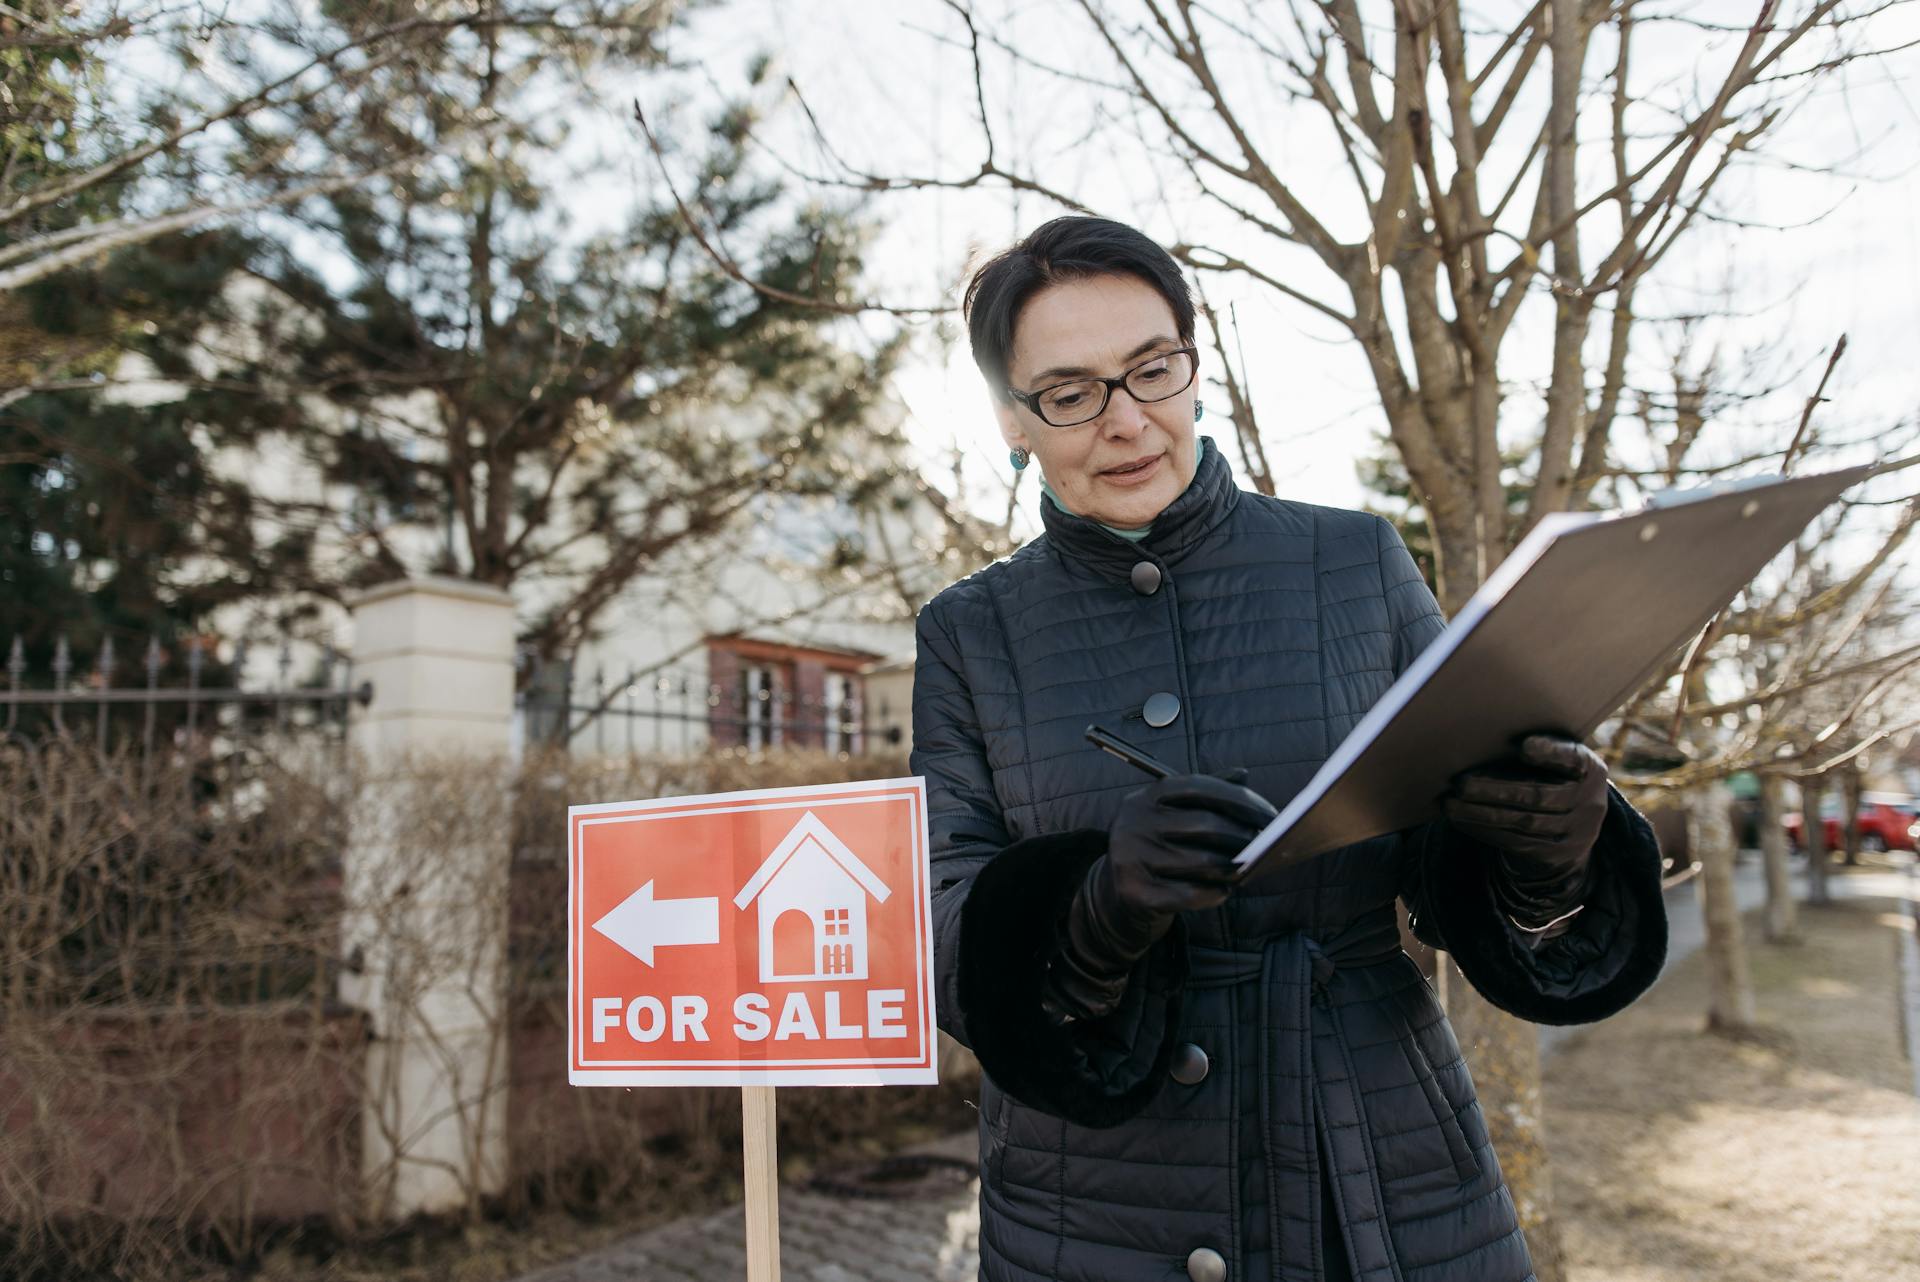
910, 216, 1667, 1282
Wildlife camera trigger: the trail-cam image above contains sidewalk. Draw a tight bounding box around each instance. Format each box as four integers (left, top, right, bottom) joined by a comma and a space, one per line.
1549, 862, 1920, 1280
1542, 850, 1919, 1054
517, 861, 1913, 1282
514, 1131, 981, 1282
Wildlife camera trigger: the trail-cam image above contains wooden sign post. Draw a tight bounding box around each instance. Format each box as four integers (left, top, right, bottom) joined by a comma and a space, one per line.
566, 778, 938, 1278
742, 1085, 781, 1282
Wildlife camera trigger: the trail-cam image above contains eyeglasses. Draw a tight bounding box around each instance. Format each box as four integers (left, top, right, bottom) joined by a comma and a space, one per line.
1006, 346, 1199, 428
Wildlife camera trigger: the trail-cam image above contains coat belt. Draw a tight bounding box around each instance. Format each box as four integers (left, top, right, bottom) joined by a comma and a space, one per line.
1185, 912, 1403, 988
1186, 912, 1408, 1282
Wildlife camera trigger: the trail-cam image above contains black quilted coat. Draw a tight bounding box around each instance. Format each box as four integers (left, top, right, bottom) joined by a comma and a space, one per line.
910, 441, 1667, 1282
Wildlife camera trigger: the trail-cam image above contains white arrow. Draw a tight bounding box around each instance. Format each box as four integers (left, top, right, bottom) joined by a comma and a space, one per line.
590, 880, 719, 967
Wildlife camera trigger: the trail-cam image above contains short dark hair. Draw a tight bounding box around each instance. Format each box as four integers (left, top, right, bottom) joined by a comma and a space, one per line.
963, 216, 1196, 401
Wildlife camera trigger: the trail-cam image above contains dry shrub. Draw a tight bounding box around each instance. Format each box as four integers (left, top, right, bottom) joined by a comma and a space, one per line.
1, 740, 977, 1280
0, 739, 360, 1280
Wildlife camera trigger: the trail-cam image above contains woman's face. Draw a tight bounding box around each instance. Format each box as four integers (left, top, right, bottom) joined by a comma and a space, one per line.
995, 273, 1199, 529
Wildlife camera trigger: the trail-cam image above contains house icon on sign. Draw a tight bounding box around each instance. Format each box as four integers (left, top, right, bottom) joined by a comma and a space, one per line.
733, 812, 892, 984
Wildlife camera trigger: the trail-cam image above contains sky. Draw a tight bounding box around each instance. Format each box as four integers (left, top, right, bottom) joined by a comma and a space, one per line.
107, 0, 1920, 548
646, 0, 1920, 537
69, 0, 1918, 717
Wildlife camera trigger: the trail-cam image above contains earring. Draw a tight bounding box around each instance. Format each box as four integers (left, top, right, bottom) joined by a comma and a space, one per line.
1009, 447, 1030, 471
1194, 401, 1205, 423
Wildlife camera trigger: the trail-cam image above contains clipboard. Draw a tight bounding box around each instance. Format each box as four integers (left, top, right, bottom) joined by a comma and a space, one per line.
1232, 463, 1879, 879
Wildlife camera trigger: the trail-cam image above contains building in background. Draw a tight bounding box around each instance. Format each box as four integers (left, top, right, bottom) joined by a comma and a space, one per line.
98, 278, 946, 760
516, 487, 930, 760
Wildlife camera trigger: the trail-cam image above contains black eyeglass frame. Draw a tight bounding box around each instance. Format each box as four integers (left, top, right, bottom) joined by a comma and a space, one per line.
1005, 344, 1201, 428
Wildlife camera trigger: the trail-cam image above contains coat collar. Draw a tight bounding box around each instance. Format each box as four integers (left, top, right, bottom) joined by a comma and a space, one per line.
1039, 435, 1241, 576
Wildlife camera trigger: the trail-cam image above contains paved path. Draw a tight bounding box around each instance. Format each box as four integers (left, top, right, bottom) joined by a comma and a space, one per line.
515, 1132, 983, 1282
1540, 852, 1919, 1055
521, 859, 1916, 1281
516, 1181, 981, 1282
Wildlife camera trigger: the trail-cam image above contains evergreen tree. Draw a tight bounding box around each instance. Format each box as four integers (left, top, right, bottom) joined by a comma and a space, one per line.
148, 3, 909, 661
6, 2, 911, 675
1, 5, 260, 671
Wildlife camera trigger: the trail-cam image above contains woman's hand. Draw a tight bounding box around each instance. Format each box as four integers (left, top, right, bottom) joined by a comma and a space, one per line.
1044, 774, 1275, 1023
1445, 734, 1608, 931
1100, 773, 1278, 925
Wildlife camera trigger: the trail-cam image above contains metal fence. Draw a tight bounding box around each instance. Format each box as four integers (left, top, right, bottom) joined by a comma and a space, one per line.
516, 652, 906, 757
1, 633, 371, 767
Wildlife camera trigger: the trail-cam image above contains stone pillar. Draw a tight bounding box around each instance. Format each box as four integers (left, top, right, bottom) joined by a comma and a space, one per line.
342, 576, 516, 1219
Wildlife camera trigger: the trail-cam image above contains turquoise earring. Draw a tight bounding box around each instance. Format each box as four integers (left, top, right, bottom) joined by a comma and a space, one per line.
1010, 447, 1030, 471
1194, 401, 1205, 423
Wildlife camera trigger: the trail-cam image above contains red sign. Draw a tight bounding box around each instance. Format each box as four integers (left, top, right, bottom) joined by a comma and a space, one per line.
568, 777, 936, 1086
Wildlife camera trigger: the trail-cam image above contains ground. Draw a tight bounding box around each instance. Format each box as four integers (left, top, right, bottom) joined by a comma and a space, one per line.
235, 861, 1917, 1282
504, 858, 1918, 1282
1547, 863, 1920, 1281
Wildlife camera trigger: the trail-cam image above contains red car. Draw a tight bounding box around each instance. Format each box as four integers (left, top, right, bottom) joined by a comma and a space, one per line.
1784, 793, 1919, 854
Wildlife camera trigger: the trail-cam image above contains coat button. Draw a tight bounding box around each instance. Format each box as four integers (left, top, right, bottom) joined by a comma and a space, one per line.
1170, 1042, 1209, 1085
1129, 560, 1163, 595
1143, 692, 1180, 727
1186, 1246, 1228, 1282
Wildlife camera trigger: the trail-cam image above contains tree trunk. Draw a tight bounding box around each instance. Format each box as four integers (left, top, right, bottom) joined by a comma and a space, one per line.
1803, 776, 1832, 905
1425, 511, 1560, 1275
1758, 773, 1798, 943
1426, 501, 1488, 616
1442, 976, 1565, 1282
1528, 0, 1594, 530
1840, 767, 1863, 865
1692, 779, 1758, 1035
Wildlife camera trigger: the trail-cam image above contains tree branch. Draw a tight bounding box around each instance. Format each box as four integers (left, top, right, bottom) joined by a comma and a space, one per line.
629, 100, 950, 318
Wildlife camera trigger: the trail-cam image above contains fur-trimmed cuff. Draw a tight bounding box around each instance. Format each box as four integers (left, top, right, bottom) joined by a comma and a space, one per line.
1424, 785, 1668, 1026
956, 828, 1187, 1128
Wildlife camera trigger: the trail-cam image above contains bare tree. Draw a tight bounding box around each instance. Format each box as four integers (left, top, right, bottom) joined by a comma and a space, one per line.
1621, 509, 1917, 1033
1838, 760, 1866, 863
762, 0, 1912, 1264
1758, 772, 1797, 942
1803, 774, 1834, 902
1605, 354, 1916, 1024
785, 0, 1907, 599
1691, 777, 1760, 1033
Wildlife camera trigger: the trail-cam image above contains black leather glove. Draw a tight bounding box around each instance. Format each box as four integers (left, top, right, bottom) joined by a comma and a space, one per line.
1445, 734, 1608, 937
1043, 773, 1277, 1023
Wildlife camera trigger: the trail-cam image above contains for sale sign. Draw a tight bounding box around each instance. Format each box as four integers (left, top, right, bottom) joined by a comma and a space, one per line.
567, 777, 937, 1086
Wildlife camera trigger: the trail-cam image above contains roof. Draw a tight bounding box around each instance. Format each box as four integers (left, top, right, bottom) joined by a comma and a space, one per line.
710, 631, 886, 664
733, 811, 892, 909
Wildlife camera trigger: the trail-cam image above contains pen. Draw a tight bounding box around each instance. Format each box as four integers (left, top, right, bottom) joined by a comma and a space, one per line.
1085, 724, 1176, 779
